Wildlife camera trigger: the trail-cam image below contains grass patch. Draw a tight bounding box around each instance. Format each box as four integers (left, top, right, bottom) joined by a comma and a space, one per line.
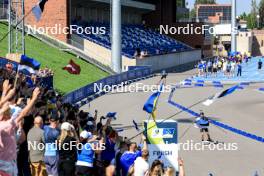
0, 22, 109, 94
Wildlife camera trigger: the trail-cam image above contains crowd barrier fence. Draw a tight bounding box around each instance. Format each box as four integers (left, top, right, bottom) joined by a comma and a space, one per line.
63, 66, 152, 105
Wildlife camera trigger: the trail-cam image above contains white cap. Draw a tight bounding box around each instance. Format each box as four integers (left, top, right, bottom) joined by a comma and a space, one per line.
61, 122, 74, 131
87, 121, 94, 126
80, 130, 92, 139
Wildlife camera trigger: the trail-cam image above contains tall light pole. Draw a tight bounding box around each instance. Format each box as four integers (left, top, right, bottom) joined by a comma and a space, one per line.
231, 0, 236, 52
111, 0, 122, 73
257, 14, 260, 29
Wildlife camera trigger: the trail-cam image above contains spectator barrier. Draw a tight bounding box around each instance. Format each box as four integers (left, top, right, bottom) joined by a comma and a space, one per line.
63, 66, 153, 105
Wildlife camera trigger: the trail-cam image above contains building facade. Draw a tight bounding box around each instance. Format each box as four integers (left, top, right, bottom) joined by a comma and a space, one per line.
196, 4, 231, 24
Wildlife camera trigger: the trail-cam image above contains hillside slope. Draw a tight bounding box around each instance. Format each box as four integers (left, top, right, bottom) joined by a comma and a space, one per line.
0, 22, 109, 93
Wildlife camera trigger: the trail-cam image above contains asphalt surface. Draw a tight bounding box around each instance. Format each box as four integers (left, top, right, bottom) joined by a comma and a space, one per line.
80, 70, 264, 176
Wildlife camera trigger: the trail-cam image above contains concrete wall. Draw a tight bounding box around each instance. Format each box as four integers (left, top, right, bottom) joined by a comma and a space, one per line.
71, 34, 201, 72
237, 31, 252, 55
218, 32, 253, 56
136, 50, 201, 72
71, 34, 136, 71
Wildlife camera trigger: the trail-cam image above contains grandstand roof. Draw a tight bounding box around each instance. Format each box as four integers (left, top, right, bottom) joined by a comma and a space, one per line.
88, 0, 155, 10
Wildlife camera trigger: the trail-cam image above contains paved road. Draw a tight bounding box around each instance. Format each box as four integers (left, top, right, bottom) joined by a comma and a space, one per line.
81, 70, 264, 176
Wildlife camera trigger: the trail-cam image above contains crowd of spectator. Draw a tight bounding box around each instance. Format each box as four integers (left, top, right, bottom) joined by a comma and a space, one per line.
0, 66, 185, 176
37, 67, 54, 78
196, 55, 251, 78
134, 48, 149, 59
3, 63, 53, 79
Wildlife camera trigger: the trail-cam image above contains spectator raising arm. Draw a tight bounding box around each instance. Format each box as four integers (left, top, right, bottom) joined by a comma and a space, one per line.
178, 158, 185, 176
1, 80, 11, 101
15, 87, 40, 124
94, 109, 98, 122
0, 80, 15, 108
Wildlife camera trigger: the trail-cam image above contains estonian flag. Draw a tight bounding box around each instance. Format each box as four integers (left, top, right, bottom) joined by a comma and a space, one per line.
32, 0, 48, 22
5, 54, 41, 72
143, 83, 163, 120
203, 85, 239, 106
20, 55, 41, 70
63, 59, 81, 75
18, 65, 36, 74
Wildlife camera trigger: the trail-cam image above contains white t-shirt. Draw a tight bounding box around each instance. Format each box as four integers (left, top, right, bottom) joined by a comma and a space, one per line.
223, 62, 227, 71
134, 157, 149, 176
231, 62, 236, 70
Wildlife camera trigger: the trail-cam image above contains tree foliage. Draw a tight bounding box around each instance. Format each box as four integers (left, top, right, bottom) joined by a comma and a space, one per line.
259, 0, 264, 28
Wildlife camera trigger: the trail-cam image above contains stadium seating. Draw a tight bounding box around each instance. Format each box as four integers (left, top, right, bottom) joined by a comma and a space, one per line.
71, 22, 193, 58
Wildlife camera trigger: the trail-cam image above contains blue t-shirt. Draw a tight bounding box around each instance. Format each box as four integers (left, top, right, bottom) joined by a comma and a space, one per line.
198, 63, 203, 69
207, 61, 212, 67
101, 137, 116, 162
196, 118, 209, 128
237, 64, 242, 70
44, 125, 60, 156
120, 150, 142, 176
77, 143, 94, 166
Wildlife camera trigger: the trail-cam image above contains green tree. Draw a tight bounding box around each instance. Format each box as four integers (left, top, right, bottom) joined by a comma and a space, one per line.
189, 8, 196, 19
259, 0, 264, 28
240, 12, 248, 21
247, 0, 258, 29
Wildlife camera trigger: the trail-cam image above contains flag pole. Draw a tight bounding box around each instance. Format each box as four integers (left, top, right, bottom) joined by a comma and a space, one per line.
14, 65, 20, 88
0, 8, 33, 43
151, 76, 166, 122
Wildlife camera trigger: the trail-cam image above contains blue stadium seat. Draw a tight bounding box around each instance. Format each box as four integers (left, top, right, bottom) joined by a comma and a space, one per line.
72, 22, 193, 58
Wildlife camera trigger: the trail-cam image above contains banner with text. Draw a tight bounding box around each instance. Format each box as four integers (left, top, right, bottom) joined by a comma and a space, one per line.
144, 120, 178, 171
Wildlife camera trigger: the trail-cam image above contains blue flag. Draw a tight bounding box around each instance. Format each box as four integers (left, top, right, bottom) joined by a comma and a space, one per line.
20, 55, 41, 70
32, 0, 48, 22
143, 84, 163, 120
106, 112, 117, 120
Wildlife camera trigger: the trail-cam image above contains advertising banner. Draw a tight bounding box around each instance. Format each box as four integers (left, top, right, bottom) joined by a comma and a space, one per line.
144, 120, 178, 171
